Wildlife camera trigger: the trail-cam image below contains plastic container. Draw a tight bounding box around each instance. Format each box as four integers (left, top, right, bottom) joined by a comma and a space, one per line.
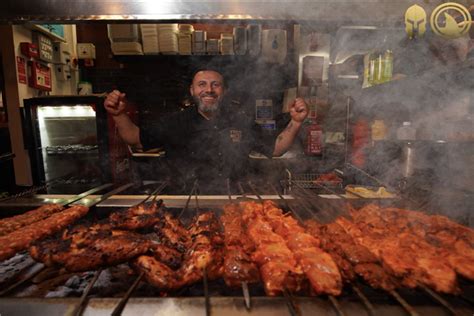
396, 121, 416, 141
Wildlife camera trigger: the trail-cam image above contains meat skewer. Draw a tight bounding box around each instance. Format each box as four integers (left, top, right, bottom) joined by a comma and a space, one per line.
351, 204, 474, 281
258, 200, 343, 296
269, 182, 369, 316
0, 205, 89, 262
240, 200, 306, 296
336, 214, 460, 294
0, 204, 64, 236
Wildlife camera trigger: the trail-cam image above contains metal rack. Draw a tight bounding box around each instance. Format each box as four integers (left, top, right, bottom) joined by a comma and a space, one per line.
0, 179, 472, 315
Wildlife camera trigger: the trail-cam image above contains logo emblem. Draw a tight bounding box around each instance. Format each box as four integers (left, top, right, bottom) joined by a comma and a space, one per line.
430, 2, 472, 39
405, 5, 427, 39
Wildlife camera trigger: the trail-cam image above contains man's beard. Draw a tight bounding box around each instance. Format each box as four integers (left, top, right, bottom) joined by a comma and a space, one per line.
194, 93, 221, 114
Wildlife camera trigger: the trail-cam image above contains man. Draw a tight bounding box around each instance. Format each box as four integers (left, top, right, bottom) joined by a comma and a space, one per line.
104, 69, 307, 189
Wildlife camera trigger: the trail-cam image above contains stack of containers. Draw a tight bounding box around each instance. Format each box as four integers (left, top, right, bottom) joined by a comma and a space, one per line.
107, 24, 143, 55
192, 30, 206, 55
140, 24, 159, 54
219, 33, 234, 55
247, 24, 262, 57
158, 24, 179, 54
178, 24, 194, 55
206, 39, 219, 55
233, 27, 247, 55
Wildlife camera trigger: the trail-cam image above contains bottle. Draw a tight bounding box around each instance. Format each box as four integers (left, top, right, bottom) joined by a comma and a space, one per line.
396, 121, 416, 141
351, 119, 370, 167
382, 50, 393, 83
305, 113, 323, 156
371, 119, 387, 142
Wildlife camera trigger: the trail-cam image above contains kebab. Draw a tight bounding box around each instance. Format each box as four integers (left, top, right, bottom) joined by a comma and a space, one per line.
352, 204, 474, 281
0, 204, 64, 236
30, 201, 179, 272
0, 205, 89, 262
259, 200, 343, 296
305, 219, 399, 291
335, 215, 460, 294
220, 203, 259, 288
135, 212, 225, 290
240, 201, 306, 296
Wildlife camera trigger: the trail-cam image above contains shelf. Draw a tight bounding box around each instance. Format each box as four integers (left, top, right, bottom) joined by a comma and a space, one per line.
350, 58, 474, 105
113, 54, 258, 63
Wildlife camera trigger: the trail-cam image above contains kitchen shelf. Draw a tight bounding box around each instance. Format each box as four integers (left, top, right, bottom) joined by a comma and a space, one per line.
113, 54, 260, 63
350, 58, 474, 105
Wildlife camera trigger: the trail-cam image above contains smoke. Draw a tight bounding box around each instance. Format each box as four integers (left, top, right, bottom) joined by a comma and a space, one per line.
99, 10, 473, 222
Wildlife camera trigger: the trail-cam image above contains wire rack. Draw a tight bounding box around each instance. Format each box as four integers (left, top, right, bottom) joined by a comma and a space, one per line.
285, 170, 344, 193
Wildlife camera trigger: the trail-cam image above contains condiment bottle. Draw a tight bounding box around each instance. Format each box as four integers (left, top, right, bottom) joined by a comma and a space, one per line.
351, 119, 370, 167
305, 114, 323, 156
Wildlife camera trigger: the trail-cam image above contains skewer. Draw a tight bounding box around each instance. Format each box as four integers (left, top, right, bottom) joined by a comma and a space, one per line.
0, 262, 45, 296
203, 267, 211, 316
110, 271, 145, 316
283, 287, 300, 316
246, 181, 303, 316
328, 294, 347, 316
177, 179, 198, 219
226, 178, 252, 310
269, 183, 355, 316
72, 268, 103, 316
149, 181, 169, 204
292, 183, 424, 316
389, 289, 420, 316
418, 284, 459, 316
351, 283, 376, 316
193, 181, 212, 316
237, 181, 247, 199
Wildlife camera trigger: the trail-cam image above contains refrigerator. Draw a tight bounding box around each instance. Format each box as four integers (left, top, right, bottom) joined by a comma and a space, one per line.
22, 95, 125, 193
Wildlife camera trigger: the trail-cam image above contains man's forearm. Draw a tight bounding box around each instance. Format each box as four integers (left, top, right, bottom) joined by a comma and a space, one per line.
273, 120, 302, 156
112, 114, 142, 149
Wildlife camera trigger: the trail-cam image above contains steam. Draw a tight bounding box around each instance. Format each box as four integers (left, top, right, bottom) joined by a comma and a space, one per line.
99, 16, 473, 224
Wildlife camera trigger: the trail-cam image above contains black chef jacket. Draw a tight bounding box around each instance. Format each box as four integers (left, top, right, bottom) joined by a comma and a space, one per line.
140, 105, 274, 191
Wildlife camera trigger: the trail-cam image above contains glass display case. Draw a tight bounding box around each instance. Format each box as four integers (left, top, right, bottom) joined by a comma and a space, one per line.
23, 95, 111, 193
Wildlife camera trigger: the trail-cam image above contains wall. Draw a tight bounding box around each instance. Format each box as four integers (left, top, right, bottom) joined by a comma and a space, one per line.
13, 25, 79, 105
0, 25, 79, 186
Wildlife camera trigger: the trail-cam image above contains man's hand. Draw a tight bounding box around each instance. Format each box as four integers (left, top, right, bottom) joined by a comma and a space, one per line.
104, 90, 127, 116
289, 98, 308, 123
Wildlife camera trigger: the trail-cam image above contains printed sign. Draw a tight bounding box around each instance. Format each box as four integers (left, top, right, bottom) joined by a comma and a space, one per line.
16, 56, 27, 84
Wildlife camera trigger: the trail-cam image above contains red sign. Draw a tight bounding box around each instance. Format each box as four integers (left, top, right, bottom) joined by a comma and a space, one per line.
17, 56, 27, 84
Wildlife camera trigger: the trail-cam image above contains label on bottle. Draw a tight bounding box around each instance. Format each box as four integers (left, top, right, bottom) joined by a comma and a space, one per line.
306, 129, 323, 155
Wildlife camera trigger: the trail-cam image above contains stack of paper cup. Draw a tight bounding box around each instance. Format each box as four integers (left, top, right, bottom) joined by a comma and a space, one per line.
247, 24, 262, 56
158, 24, 179, 54
178, 24, 194, 55
219, 33, 234, 55
233, 27, 247, 55
140, 24, 159, 54
192, 30, 207, 55
206, 39, 219, 55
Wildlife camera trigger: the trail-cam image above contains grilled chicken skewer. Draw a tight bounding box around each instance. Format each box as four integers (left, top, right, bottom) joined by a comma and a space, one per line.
240, 201, 306, 296
255, 200, 343, 296
221, 204, 260, 288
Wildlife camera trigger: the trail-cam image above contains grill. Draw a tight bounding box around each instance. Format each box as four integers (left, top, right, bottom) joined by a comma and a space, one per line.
0, 179, 473, 316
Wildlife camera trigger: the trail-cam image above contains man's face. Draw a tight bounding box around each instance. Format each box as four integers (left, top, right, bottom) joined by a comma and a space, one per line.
190, 70, 225, 113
